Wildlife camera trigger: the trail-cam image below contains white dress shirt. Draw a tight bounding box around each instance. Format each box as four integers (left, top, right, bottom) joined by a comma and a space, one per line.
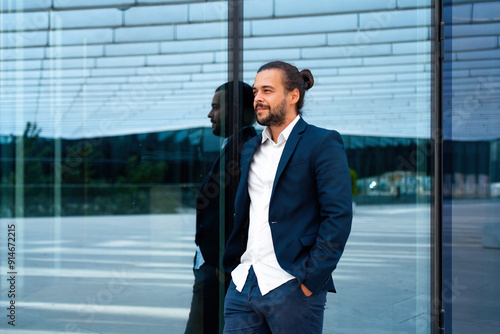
231, 115, 301, 295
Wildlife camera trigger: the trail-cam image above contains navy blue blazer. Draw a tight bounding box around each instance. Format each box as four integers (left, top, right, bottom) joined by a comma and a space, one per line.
223, 117, 352, 294
195, 127, 257, 267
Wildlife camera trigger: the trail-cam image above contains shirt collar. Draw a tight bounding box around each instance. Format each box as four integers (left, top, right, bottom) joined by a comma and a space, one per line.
221, 137, 229, 149
262, 115, 301, 144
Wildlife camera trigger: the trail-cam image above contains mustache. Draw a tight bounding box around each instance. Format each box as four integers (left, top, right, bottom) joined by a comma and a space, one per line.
255, 103, 270, 111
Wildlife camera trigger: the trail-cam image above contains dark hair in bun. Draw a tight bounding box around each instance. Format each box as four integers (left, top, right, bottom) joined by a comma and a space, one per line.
257, 61, 314, 115
300, 69, 314, 91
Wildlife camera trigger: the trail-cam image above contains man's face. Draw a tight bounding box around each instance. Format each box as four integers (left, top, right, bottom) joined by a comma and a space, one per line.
253, 69, 288, 127
207, 91, 222, 136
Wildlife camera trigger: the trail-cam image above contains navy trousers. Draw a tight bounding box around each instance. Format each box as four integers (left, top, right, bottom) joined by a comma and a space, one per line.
223, 267, 327, 334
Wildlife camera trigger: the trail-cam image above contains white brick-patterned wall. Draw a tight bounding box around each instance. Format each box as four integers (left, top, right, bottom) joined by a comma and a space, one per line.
0, 0, 497, 141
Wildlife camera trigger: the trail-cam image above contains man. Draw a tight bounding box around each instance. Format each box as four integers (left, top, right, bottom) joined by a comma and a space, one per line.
185, 82, 257, 334
223, 61, 353, 334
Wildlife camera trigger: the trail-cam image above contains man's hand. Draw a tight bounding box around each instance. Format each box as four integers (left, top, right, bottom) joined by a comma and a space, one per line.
300, 283, 313, 297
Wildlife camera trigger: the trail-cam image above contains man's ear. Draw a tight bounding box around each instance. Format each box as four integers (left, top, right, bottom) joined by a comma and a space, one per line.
289, 88, 300, 105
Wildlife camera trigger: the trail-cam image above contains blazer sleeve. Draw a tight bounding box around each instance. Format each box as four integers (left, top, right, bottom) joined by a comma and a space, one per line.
302, 130, 353, 294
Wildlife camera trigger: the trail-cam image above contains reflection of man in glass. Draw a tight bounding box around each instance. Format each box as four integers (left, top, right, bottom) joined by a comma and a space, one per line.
185, 82, 257, 334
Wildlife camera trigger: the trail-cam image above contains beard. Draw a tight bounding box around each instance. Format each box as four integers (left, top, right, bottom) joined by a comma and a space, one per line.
211, 120, 221, 137
255, 98, 287, 127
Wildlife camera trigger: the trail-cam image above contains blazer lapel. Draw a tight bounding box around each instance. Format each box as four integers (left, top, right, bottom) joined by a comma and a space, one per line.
271, 118, 307, 200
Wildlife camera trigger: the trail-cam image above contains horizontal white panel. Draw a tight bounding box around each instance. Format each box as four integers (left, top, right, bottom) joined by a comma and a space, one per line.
443, 70, 470, 78
445, 52, 458, 61
0, 1, 495, 141
473, 2, 500, 22
321, 73, 396, 84
443, 75, 500, 85
127, 74, 191, 83
392, 41, 431, 54
53, 0, 135, 8
397, 72, 431, 81
448, 4, 473, 23
279, 58, 366, 70
397, 0, 432, 8
274, 0, 395, 17
443, 59, 499, 70
138, 0, 195, 3
2, 31, 48, 48
339, 64, 426, 75
0, 79, 40, 85
457, 49, 500, 61
245, 34, 327, 50
470, 68, 500, 76
85, 77, 130, 84
353, 86, 418, 95
189, 2, 227, 22
448, 22, 500, 38
1, 60, 42, 71
359, 8, 431, 29
46, 44, 104, 58
303, 44, 392, 59
240, 48, 301, 63
1, 0, 51, 11
183, 80, 228, 89
2, 47, 45, 60
191, 72, 245, 82
304, 68, 339, 76
105, 42, 160, 56
115, 25, 175, 43
49, 29, 113, 45
124, 5, 188, 25
251, 14, 358, 36
91, 68, 137, 77
0, 12, 49, 32
147, 53, 215, 66
201, 63, 233, 73
328, 27, 429, 46
364, 54, 430, 65
42, 58, 95, 69
115, 83, 179, 91
97, 56, 145, 67
244, 0, 274, 19
176, 21, 228, 40
136, 65, 202, 76
445, 36, 498, 52
161, 38, 226, 54
1, 69, 41, 79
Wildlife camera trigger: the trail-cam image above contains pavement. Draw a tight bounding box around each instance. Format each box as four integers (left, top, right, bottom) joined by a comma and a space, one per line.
0, 201, 498, 333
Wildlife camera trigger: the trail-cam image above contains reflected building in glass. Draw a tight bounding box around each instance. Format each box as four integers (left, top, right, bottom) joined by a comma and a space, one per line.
0, 0, 498, 333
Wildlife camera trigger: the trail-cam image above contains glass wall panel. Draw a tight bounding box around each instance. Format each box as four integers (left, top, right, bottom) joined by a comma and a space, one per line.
443, 0, 500, 333
1, 1, 237, 333
243, 1, 433, 333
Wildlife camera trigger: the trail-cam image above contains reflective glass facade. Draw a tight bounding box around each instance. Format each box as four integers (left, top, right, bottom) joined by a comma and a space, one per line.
0, 1, 498, 333
443, 1, 500, 333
